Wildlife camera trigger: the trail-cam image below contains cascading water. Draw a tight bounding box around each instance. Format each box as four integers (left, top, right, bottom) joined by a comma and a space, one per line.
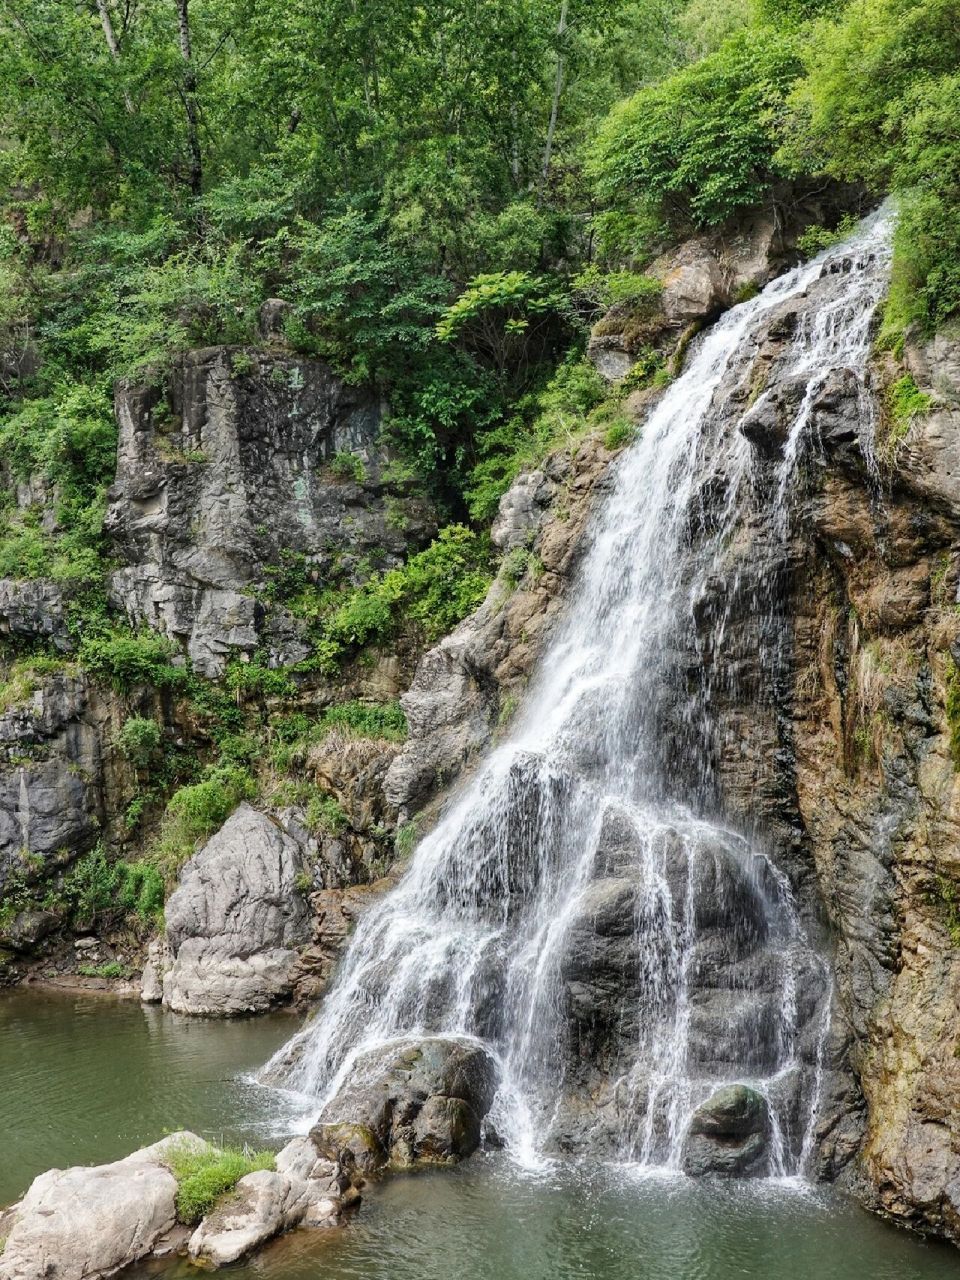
263, 209, 894, 1177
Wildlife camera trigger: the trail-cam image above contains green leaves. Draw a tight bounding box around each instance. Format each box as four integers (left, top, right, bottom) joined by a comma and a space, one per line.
437, 271, 566, 382
589, 28, 803, 229
781, 0, 960, 333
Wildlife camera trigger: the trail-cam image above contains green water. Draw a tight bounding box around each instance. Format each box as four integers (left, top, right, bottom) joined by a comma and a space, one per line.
4, 989, 959, 1280
0, 988, 297, 1207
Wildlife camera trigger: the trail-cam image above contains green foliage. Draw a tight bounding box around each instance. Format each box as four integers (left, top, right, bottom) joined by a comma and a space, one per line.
501, 548, 534, 590
78, 631, 184, 693
590, 29, 803, 232
886, 374, 932, 441
934, 874, 960, 947
115, 717, 163, 770
318, 701, 407, 742
223, 659, 297, 702
77, 961, 130, 979
150, 765, 257, 882
572, 266, 663, 314
781, 0, 960, 333
605, 419, 638, 450
305, 793, 348, 836
945, 658, 960, 771
0, 657, 67, 713
118, 862, 166, 923
796, 212, 859, 257
395, 819, 419, 859
311, 525, 493, 669
437, 271, 565, 383
62, 846, 117, 927
330, 451, 367, 483
167, 1142, 275, 1226
465, 357, 606, 523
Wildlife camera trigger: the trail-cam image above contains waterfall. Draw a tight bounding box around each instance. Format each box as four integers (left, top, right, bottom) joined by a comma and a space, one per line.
263, 209, 893, 1176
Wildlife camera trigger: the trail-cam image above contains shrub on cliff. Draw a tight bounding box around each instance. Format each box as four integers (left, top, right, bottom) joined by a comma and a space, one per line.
779, 0, 960, 334
150, 764, 257, 883
589, 29, 803, 234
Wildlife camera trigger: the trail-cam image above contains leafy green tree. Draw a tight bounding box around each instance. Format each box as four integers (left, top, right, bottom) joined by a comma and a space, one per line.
589, 28, 803, 231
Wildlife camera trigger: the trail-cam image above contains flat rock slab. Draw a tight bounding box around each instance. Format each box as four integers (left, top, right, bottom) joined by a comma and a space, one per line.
0, 1133, 204, 1280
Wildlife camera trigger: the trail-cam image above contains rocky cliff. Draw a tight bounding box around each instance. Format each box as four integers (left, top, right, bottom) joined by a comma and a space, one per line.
4, 209, 960, 1250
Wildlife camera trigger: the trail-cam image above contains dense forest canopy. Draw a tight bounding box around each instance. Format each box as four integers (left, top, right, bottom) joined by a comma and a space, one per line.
0, 0, 957, 598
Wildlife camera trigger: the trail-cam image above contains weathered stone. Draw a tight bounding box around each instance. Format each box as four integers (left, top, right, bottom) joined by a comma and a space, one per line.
105, 349, 435, 675
0, 1132, 204, 1280
311, 1037, 498, 1172
0, 675, 103, 895
187, 1169, 334, 1267
0, 909, 59, 953
139, 936, 167, 1003
681, 1086, 772, 1177
0, 580, 72, 651
385, 438, 613, 815
490, 469, 554, 552
162, 804, 312, 1015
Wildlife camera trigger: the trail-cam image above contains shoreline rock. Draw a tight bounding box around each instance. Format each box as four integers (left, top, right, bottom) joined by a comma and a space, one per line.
0, 1132, 355, 1279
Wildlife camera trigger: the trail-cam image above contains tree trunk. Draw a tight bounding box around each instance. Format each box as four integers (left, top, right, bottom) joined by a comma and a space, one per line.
539, 0, 569, 202
174, 0, 202, 197
94, 0, 135, 113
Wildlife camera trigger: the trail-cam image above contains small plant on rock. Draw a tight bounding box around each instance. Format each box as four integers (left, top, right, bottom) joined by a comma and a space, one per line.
167, 1141, 275, 1225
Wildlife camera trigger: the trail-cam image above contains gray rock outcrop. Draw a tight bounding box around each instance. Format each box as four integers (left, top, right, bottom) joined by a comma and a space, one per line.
0, 1132, 349, 1278
105, 348, 435, 675
587, 191, 867, 385
0, 580, 71, 652
187, 1167, 340, 1268
162, 804, 312, 1015
385, 439, 615, 816
0, 674, 102, 895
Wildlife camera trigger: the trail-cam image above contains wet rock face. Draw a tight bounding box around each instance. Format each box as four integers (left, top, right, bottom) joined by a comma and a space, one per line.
681, 1085, 772, 1177
106, 348, 435, 675
311, 1038, 498, 1173
162, 804, 312, 1015
385, 437, 616, 816
675, 278, 960, 1234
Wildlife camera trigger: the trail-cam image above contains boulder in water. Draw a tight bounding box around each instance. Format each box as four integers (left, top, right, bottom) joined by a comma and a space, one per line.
681, 1084, 772, 1177
0, 1132, 204, 1280
311, 1037, 498, 1173
187, 1167, 341, 1268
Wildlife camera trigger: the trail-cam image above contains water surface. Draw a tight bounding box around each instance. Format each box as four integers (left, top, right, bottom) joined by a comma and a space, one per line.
0, 987, 296, 1206
3, 989, 956, 1280
142, 1157, 959, 1280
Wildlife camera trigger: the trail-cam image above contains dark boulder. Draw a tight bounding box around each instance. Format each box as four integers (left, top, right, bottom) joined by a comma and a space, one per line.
681, 1084, 772, 1177
311, 1037, 498, 1174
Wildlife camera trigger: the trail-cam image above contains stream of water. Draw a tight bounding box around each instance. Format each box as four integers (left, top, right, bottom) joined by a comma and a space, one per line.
263, 210, 895, 1175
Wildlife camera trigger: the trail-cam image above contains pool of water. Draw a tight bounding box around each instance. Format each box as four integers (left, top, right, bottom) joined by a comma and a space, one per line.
0, 987, 298, 1207
3, 989, 958, 1280
141, 1157, 958, 1280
